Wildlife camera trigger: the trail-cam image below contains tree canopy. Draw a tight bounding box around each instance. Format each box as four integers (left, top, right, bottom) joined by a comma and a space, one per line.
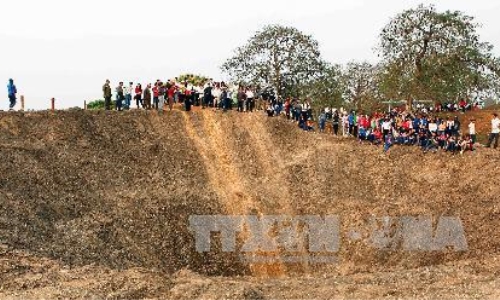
378, 4, 500, 103
341, 62, 380, 109
218, 5, 500, 110
221, 24, 325, 99
303, 63, 345, 108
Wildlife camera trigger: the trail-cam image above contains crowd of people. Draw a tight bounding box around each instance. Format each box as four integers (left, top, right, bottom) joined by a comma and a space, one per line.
6, 78, 500, 153
101, 78, 271, 113
293, 107, 500, 154
413, 99, 484, 114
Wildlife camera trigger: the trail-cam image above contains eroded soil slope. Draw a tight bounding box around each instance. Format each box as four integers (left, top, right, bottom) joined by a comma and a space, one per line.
0, 110, 499, 299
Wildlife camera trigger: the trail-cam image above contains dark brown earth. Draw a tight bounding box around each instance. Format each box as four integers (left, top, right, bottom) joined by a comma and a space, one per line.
0, 109, 499, 299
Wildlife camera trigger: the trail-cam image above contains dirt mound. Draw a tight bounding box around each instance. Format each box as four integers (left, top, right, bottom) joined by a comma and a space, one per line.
0, 110, 499, 298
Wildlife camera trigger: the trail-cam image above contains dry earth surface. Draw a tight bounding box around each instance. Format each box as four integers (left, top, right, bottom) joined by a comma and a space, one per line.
0, 109, 499, 299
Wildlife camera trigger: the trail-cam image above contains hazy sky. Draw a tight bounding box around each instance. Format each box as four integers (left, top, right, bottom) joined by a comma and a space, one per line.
1, 0, 499, 109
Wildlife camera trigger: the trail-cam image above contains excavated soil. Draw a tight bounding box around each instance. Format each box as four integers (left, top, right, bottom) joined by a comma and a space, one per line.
0, 109, 499, 299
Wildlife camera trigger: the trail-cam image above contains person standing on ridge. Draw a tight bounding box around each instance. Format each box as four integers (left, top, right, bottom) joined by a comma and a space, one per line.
7, 79, 17, 111
167, 83, 176, 111
152, 82, 159, 110
220, 86, 228, 112
486, 113, 500, 149
115, 82, 124, 111
158, 82, 165, 113
332, 110, 340, 136
124, 82, 133, 110
103, 79, 112, 110
134, 83, 143, 109
237, 87, 246, 112
468, 118, 477, 145
143, 83, 152, 110
203, 83, 213, 110
246, 87, 255, 112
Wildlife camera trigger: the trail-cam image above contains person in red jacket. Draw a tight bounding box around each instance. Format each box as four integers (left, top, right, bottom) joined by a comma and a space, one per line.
459, 99, 467, 113
359, 115, 369, 130
401, 119, 410, 131
373, 128, 382, 145
152, 83, 160, 110
284, 98, 291, 120
134, 83, 143, 109
167, 85, 176, 111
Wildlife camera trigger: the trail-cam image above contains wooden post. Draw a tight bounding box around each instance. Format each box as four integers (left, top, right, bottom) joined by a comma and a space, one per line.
51, 98, 55, 111
84, 100, 87, 110
20, 96, 25, 111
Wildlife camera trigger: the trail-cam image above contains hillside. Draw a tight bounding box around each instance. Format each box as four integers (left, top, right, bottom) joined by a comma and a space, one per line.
0, 110, 499, 299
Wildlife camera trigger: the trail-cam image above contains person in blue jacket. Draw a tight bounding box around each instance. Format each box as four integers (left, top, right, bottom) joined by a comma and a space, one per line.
7, 79, 17, 110
348, 111, 355, 136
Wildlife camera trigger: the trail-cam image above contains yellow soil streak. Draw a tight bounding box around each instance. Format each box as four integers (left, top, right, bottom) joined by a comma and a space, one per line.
181, 111, 291, 277
240, 115, 294, 213
181, 111, 258, 214
240, 114, 313, 275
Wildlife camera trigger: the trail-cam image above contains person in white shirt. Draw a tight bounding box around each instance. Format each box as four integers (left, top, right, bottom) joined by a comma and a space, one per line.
468, 119, 477, 144
196, 85, 204, 106
212, 84, 222, 109
381, 118, 393, 139
446, 117, 455, 134
124, 82, 133, 109
245, 88, 255, 112
428, 118, 438, 133
486, 113, 500, 148
301, 101, 309, 121
341, 112, 349, 137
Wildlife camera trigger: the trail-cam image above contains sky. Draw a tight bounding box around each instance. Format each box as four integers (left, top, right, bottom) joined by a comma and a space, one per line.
1, 0, 499, 110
